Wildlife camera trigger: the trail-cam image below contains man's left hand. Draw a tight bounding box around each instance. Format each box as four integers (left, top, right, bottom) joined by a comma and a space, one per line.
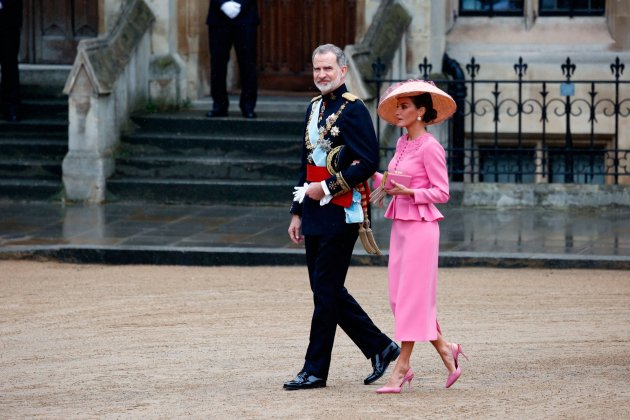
305, 182, 325, 200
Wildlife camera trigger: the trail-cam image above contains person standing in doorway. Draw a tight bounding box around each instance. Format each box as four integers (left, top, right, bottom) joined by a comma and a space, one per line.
206, 0, 259, 119
0, 0, 23, 121
284, 44, 400, 391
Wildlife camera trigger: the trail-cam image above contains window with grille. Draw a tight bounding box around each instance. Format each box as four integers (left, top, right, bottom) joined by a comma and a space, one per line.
478, 148, 536, 183
539, 0, 605, 16
459, 0, 524, 16
548, 149, 606, 184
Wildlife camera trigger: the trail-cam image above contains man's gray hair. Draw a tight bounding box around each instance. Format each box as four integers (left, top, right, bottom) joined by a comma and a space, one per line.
312, 44, 347, 68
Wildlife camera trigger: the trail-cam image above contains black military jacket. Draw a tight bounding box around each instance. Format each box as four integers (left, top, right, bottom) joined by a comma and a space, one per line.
290, 84, 379, 236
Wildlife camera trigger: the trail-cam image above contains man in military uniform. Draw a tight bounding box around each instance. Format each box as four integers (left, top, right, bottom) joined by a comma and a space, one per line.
284, 44, 400, 391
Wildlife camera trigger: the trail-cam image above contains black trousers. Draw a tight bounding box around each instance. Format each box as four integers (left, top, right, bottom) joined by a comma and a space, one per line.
0, 4, 21, 110
303, 225, 391, 379
208, 23, 257, 114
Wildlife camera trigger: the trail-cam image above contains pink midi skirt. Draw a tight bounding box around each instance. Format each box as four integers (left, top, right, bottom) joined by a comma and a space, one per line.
388, 219, 440, 342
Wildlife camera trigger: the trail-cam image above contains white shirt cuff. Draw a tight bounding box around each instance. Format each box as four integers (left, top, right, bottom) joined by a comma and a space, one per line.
320, 180, 331, 196
319, 181, 333, 206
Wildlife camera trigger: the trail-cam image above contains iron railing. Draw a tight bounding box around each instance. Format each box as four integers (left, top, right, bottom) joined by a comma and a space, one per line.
367, 55, 630, 184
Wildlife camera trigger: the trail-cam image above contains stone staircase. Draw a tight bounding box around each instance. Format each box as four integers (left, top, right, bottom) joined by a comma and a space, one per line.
0, 88, 68, 201
107, 96, 307, 206
0, 93, 310, 205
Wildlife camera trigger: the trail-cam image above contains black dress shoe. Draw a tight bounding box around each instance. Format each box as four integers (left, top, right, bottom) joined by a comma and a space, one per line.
283, 370, 326, 390
364, 341, 400, 385
242, 111, 256, 119
206, 110, 228, 117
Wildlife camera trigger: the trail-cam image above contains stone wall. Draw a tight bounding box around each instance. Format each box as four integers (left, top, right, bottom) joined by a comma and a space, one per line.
607, 0, 630, 49
461, 183, 630, 208
100, 0, 190, 107
442, 5, 630, 185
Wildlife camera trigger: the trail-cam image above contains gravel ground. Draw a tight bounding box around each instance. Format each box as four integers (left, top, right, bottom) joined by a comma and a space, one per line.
0, 261, 629, 419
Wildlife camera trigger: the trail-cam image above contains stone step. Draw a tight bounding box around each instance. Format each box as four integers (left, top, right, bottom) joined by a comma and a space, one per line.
0, 179, 63, 201
19, 64, 71, 99
193, 94, 311, 115
0, 137, 68, 159
0, 84, 68, 202
0, 118, 68, 135
114, 155, 299, 180
130, 111, 304, 136
106, 178, 294, 206
0, 159, 63, 179
114, 100, 308, 205
119, 132, 302, 158
20, 98, 68, 119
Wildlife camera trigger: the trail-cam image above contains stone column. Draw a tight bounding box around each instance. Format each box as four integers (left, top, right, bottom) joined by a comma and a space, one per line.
102, 0, 127, 33
145, 0, 187, 108
62, 0, 155, 203
62, 68, 116, 203
400, 0, 448, 75
178, 0, 209, 100
607, 0, 630, 49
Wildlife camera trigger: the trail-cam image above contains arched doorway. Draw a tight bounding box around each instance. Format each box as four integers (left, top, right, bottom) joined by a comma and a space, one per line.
256, 0, 357, 92
19, 0, 99, 64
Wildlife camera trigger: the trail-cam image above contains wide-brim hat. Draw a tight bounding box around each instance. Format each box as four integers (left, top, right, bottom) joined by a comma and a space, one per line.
377, 80, 457, 126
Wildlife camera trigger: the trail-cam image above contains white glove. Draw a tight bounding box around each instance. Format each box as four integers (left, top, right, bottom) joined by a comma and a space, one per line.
293, 183, 308, 203
220, 1, 241, 19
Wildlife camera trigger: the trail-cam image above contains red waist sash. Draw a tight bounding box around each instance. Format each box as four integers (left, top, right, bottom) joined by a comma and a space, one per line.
306, 164, 352, 208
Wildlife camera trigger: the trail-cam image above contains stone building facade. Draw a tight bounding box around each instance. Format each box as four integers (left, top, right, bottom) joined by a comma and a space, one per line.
89, 1, 629, 107
42, 0, 630, 200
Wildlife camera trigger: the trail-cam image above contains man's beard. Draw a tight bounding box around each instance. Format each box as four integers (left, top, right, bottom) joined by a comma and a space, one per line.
315, 73, 343, 94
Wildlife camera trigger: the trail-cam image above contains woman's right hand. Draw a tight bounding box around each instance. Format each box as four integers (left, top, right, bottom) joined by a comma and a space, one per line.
385, 180, 413, 196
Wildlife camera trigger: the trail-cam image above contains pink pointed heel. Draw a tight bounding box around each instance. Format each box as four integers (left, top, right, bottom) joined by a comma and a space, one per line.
376, 368, 415, 394
445, 343, 468, 388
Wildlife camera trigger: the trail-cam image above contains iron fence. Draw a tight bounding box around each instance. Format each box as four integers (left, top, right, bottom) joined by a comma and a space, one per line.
367, 55, 630, 184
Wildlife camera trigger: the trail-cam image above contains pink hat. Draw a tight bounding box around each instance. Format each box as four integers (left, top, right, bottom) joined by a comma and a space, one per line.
377, 80, 457, 125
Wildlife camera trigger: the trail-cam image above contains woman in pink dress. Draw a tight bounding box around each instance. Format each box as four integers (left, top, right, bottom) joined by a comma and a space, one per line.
370, 80, 467, 394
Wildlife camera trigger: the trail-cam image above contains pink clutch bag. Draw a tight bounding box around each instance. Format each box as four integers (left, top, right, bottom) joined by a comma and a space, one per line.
384, 172, 412, 189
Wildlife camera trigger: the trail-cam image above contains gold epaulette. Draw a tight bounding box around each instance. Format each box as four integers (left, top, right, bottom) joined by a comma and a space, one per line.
310, 95, 322, 103
342, 92, 362, 103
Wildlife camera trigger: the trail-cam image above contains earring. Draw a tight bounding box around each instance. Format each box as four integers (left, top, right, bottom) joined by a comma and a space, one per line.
417, 116, 422, 121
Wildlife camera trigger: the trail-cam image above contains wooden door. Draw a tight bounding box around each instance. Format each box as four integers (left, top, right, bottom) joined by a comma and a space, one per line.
256, 0, 357, 92
20, 0, 98, 64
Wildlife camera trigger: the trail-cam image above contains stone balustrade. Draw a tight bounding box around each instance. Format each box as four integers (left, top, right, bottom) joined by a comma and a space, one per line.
62, 0, 155, 203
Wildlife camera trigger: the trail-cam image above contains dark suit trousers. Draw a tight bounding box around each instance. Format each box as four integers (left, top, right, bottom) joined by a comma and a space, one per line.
208, 24, 257, 114
303, 225, 391, 379
0, 8, 21, 108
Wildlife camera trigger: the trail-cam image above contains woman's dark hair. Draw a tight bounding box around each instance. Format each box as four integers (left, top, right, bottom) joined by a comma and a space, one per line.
410, 93, 438, 123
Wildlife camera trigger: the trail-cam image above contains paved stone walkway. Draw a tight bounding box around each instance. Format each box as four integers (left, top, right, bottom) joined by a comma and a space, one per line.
0, 201, 629, 268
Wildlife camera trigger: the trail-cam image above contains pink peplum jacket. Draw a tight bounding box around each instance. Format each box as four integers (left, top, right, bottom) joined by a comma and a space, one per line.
372, 133, 450, 222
